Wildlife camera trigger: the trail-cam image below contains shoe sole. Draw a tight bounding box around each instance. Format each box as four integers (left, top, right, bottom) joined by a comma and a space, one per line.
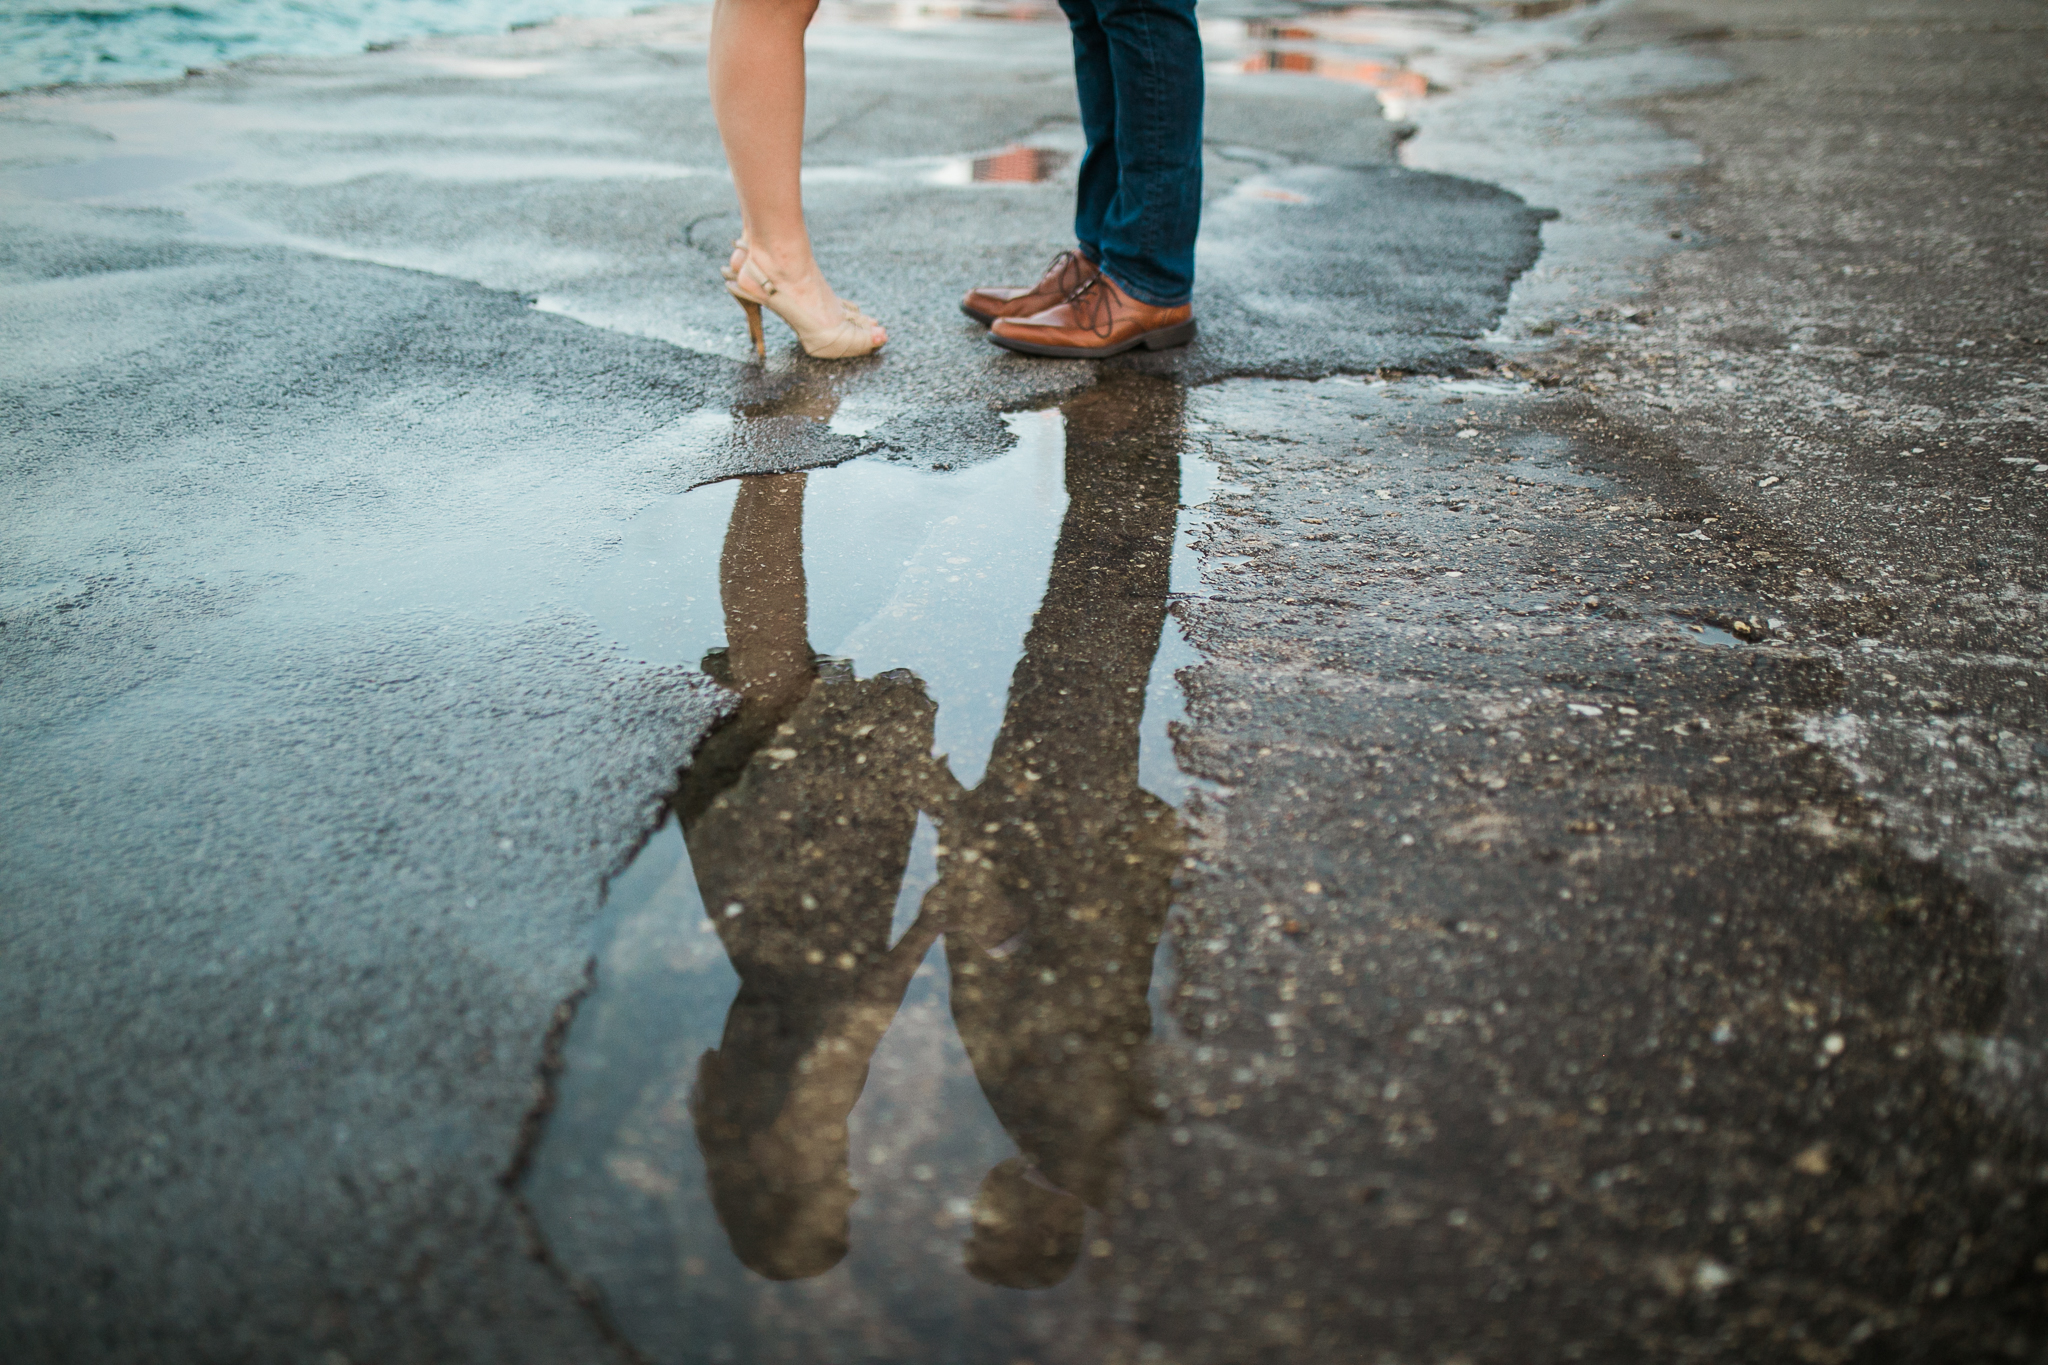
987, 317, 1197, 359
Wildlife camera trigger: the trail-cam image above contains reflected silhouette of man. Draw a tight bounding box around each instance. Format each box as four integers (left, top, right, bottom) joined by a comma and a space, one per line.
679, 469, 951, 1281
925, 374, 1187, 1288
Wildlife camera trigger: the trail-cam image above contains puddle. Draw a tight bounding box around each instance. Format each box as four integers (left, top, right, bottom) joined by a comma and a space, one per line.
1435, 376, 1531, 398
1228, 38, 1431, 106
813, 144, 1075, 189
927, 144, 1072, 185
522, 374, 1215, 1359
1200, 1, 1592, 118
818, 0, 1064, 27
811, 143, 1075, 190
1676, 618, 1745, 647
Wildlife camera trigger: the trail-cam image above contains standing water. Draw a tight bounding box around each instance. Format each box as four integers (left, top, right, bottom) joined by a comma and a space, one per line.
0, 0, 661, 91
517, 373, 1219, 1362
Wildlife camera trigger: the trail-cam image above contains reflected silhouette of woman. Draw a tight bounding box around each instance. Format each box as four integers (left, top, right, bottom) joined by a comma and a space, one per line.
925, 374, 1187, 1289
678, 470, 951, 1280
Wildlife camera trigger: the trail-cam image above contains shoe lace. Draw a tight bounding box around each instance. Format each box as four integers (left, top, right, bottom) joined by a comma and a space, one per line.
1063, 276, 1117, 340
1043, 248, 1079, 278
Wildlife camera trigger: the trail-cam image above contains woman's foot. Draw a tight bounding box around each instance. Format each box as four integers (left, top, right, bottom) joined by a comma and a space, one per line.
728, 241, 886, 358
729, 239, 868, 320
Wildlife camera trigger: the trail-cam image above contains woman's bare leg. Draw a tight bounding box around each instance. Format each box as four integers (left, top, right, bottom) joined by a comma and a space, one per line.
721, 473, 814, 716
709, 0, 884, 346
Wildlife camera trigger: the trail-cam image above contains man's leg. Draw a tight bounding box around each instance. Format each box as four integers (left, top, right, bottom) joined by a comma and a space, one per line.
956, 0, 1110, 327
1059, 0, 1121, 267
982, 0, 1201, 356
1090, 0, 1202, 308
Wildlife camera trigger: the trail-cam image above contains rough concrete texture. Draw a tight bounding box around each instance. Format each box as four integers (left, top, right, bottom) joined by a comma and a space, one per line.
2, 0, 2045, 1361
1145, 1, 2048, 1358
1159, 375, 2042, 1362
0, 241, 728, 1361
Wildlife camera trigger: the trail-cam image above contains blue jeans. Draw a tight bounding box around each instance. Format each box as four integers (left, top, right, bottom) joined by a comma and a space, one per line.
1058, 0, 1204, 309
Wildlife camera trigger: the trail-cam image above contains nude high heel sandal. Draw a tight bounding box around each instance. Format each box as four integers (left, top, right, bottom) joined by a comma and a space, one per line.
727, 239, 877, 330
726, 257, 884, 361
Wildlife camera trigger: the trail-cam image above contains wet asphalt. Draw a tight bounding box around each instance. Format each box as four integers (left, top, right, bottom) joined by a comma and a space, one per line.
2, 0, 2046, 1362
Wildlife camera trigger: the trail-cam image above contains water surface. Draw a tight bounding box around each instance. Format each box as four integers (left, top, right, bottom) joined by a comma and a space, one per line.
0, 0, 651, 90
523, 373, 1216, 1362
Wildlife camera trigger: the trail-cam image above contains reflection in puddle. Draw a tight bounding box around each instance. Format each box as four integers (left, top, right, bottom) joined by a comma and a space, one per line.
925, 144, 1072, 187
970, 145, 1070, 184
1231, 34, 1430, 105
1200, 2, 1587, 117
524, 375, 1210, 1358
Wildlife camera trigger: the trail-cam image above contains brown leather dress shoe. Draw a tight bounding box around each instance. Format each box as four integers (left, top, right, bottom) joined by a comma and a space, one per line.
960, 249, 1098, 325
987, 274, 1196, 358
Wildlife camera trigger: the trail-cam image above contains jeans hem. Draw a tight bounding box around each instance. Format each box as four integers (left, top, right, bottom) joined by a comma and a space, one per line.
1101, 264, 1191, 310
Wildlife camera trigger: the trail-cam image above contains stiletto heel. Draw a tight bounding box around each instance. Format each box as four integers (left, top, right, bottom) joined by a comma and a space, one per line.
725, 257, 884, 360
738, 296, 766, 360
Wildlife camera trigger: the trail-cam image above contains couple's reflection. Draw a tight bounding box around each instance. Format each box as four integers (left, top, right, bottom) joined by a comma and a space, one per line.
673, 376, 1185, 1288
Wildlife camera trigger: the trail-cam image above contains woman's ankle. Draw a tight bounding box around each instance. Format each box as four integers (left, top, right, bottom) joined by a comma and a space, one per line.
741, 239, 821, 289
